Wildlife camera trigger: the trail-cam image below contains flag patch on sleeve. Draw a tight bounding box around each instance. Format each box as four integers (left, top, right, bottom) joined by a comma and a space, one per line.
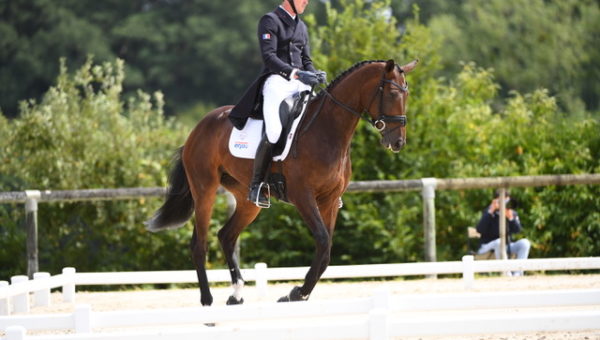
261, 33, 271, 40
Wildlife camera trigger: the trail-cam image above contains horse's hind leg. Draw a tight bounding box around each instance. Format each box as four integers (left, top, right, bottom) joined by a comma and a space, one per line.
187, 172, 220, 306
189, 226, 211, 306
218, 194, 261, 305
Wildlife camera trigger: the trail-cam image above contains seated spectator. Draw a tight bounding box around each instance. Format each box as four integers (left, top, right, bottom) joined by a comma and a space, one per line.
476, 190, 531, 276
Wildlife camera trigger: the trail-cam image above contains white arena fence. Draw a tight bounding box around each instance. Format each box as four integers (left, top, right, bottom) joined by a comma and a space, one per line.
1, 256, 600, 316
1, 289, 599, 340
1, 256, 599, 339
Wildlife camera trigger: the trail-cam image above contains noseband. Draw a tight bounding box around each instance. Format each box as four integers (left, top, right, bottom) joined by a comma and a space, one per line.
319, 66, 409, 132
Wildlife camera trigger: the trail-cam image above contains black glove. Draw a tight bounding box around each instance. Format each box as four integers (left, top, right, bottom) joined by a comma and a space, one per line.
315, 70, 327, 84
296, 70, 319, 86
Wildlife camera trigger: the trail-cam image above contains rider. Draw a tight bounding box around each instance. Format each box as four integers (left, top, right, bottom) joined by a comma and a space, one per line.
229, 0, 325, 208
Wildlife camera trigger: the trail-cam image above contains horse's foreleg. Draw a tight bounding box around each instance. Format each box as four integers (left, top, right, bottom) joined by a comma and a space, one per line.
316, 198, 340, 278
217, 198, 261, 305
279, 196, 332, 302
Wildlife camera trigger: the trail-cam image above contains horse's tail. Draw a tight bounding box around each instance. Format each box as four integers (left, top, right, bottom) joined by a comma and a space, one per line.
145, 147, 194, 232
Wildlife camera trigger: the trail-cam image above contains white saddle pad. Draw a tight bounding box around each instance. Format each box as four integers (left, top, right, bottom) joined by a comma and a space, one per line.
228, 96, 308, 161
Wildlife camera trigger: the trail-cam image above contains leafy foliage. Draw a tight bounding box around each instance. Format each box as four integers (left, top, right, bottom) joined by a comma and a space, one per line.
427, 0, 600, 112
0, 0, 273, 117
0, 58, 194, 280
240, 0, 600, 268
1, 0, 599, 281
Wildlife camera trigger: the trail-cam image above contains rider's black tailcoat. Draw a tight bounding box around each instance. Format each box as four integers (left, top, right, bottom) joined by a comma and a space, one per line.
229, 6, 316, 129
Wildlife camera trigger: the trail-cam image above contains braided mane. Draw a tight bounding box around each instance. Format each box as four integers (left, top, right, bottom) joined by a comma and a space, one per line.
317, 59, 386, 97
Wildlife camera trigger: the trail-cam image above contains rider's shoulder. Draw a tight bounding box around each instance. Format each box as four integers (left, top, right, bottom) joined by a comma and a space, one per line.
260, 10, 280, 22
259, 12, 280, 28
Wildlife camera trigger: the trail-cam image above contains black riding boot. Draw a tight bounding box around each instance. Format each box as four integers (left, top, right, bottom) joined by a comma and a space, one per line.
248, 136, 274, 208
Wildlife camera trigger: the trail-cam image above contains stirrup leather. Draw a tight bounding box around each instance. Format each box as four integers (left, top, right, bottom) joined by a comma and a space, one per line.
252, 182, 271, 208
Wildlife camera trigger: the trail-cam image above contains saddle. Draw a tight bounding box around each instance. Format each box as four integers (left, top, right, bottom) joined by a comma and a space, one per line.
228, 90, 311, 161
228, 91, 311, 203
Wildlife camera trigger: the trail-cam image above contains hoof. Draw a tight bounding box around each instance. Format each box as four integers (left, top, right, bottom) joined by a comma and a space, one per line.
226, 295, 244, 305
200, 294, 213, 307
278, 286, 309, 303
204, 322, 216, 327
277, 295, 291, 303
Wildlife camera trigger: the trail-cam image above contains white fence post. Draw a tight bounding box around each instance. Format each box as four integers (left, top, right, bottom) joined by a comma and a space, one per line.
369, 308, 389, 340
11, 275, 29, 313
372, 288, 390, 309
33, 272, 51, 307
462, 255, 475, 290
74, 304, 92, 333
5, 325, 27, 340
0, 280, 9, 315
369, 289, 390, 340
421, 178, 437, 277
25, 190, 41, 278
255, 262, 268, 299
62, 267, 76, 303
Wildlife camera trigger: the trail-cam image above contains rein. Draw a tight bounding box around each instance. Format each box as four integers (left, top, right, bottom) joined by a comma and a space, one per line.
300, 66, 409, 136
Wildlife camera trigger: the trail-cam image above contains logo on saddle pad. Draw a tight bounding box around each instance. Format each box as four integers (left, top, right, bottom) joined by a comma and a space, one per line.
232, 132, 250, 150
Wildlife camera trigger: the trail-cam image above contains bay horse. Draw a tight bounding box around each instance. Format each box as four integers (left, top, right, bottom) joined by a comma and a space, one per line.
146, 59, 418, 305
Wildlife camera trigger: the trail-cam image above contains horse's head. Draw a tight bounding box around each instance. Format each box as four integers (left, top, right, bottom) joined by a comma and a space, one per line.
364, 59, 418, 153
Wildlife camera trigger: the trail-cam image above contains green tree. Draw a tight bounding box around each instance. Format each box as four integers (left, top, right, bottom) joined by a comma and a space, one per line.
0, 0, 274, 117
1, 0, 598, 281
427, 0, 600, 112
240, 0, 600, 268
0, 0, 114, 117
0, 58, 196, 280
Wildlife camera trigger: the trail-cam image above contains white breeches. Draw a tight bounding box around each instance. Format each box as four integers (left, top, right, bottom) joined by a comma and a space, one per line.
262, 75, 311, 143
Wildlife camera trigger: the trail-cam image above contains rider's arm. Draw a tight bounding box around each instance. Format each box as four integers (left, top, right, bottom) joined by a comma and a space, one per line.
299, 23, 316, 73
258, 15, 295, 80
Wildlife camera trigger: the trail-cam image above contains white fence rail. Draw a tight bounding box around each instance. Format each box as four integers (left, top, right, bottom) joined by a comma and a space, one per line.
3, 173, 599, 277
1, 256, 599, 317
1, 289, 599, 339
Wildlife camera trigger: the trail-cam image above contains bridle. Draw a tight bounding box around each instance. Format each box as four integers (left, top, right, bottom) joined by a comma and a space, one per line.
312, 65, 409, 135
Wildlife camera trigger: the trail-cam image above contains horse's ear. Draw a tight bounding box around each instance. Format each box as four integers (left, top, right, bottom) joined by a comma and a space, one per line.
385, 59, 395, 73
400, 59, 419, 74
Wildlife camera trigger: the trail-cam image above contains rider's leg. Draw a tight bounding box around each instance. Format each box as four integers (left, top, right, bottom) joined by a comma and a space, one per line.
248, 75, 310, 207
247, 76, 289, 207
262, 75, 312, 143
248, 134, 274, 207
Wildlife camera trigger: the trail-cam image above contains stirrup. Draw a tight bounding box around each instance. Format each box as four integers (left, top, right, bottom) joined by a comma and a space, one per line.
253, 182, 271, 208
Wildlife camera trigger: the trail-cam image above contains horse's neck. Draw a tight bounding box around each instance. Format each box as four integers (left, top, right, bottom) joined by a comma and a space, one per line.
311, 81, 362, 149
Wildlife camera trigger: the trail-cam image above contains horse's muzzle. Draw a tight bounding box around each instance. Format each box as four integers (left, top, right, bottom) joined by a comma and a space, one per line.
382, 137, 405, 153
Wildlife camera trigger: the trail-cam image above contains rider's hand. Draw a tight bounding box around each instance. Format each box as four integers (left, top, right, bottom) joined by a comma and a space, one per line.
315, 70, 327, 84
296, 70, 319, 86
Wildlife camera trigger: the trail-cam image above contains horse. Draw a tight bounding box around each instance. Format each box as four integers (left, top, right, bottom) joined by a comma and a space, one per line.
146, 59, 418, 305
